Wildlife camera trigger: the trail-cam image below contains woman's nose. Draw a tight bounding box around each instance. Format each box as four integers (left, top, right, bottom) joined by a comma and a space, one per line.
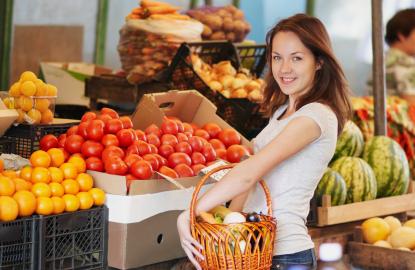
280, 60, 292, 73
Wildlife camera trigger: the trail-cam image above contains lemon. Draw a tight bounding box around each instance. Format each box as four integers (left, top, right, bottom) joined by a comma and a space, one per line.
34, 79, 48, 96
27, 109, 41, 124
46, 84, 57, 97
16, 109, 25, 123
34, 98, 50, 113
20, 71, 37, 82
21, 81, 36, 97
19, 96, 33, 112
9, 82, 21, 97
41, 109, 53, 124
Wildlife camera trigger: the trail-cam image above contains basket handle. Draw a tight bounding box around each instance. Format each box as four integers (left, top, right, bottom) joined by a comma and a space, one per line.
189, 164, 273, 227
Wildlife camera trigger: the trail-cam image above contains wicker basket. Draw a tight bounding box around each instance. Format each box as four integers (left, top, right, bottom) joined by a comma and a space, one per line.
190, 164, 277, 270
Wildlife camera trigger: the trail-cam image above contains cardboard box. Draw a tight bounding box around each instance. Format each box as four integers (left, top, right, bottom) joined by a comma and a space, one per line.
0, 98, 18, 137
40, 62, 112, 106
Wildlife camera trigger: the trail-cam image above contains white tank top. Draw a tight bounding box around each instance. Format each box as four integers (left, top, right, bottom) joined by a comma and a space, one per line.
244, 102, 338, 255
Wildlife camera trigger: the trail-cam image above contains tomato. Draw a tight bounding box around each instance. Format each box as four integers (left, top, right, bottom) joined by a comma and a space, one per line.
66, 125, 79, 136
169, 118, 184, 133
215, 148, 227, 160
192, 164, 206, 175
174, 164, 194, 177
209, 139, 226, 150
143, 154, 160, 171
160, 134, 178, 147
175, 142, 192, 156
158, 166, 179, 178
40, 134, 58, 151
64, 135, 84, 154
81, 112, 97, 122
104, 119, 123, 134
102, 146, 125, 164
105, 156, 128, 175
203, 123, 222, 139
182, 122, 194, 134
81, 140, 104, 158
134, 129, 147, 142
149, 144, 158, 154
58, 134, 67, 148
145, 124, 162, 137
190, 123, 200, 131
226, 145, 250, 163
184, 132, 193, 139
101, 134, 119, 147
158, 144, 174, 158
124, 154, 142, 168
120, 116, 133, 129
85, 157, 104, 172
194, 129, 210, 140
87, 120, 105, 141
168, 153, 192, 168
147, 134, 160, 147
116, 129, 137, 148
218, 129, 241, 147
132, 140, 151, 156
97, 114, 112, 124
153, 154, 167, 167
77, 121, 89, 139
177, 133, 189, 142
202, 144, 217, 162
191, 152, 206, 165
188, 136, 204, 152
101, 107, 119, 119
161, 120, 178, 135
130, 160, 153, 180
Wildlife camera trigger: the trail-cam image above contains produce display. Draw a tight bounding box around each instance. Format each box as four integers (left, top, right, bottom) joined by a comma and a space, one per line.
315, 168, 347, 206
2, 71, 57, 124
187, 5, 251, 42
191, 54, 265, 101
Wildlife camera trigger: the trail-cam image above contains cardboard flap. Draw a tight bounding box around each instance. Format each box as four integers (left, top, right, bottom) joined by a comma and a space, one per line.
132, 94, 165, 130
89, 171, 128, 195
0, 99, 18, 137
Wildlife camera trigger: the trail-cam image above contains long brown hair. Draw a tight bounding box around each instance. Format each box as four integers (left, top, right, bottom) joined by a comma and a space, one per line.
262, 13, 352, 133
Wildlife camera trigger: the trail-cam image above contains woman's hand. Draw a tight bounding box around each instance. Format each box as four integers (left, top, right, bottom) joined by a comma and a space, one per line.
177, 210, 205, 270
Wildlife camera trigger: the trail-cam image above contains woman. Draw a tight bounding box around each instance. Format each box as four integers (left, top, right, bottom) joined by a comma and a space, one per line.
177, 13, 352, 270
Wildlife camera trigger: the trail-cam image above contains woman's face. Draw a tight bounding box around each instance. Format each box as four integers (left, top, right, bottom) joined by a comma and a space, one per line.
399, 29, 415, 56
271, 31, 320, 100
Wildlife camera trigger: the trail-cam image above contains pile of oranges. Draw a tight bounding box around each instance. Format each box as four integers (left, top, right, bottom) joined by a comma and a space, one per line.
0, 148, 106, 222
3, 71, 57, 124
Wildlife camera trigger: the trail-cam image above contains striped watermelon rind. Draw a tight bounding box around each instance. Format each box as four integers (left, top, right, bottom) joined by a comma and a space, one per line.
362, 136, 410, 198
315, 168, 347, 206
332, 121, 365, 161
330, 156, 377, 203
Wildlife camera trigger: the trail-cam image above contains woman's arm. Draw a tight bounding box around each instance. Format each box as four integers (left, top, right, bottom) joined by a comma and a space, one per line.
229, 191, 250, 212
195, 116, 322, 215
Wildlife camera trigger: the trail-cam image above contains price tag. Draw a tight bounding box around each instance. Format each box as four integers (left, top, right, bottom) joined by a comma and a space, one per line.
199, 159, 231, 182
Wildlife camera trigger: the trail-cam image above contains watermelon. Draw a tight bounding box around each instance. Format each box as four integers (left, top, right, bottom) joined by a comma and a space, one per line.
362, 136, 410, 198
332, 121, 365, 161
315, 168, 347, 206
330, 157, 377, 203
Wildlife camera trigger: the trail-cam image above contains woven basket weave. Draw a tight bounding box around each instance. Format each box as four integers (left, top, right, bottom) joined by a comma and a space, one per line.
190, 164, 277, 270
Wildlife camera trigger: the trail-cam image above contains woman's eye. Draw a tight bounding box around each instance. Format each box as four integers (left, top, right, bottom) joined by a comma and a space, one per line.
293, 56, 302, 61
273, 55, 281, 61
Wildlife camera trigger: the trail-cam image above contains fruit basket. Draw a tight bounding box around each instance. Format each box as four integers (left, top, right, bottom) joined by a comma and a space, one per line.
190, 164, 276, 269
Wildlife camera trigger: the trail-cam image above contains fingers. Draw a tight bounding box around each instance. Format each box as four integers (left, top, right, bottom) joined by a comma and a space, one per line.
189, 237, 204, 251
185, 241, 205, 261
184, 246, 202, 270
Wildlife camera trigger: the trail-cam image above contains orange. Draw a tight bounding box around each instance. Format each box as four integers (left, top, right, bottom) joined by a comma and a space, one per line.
76, 173, 93, 192
31, 167, 50, 183
8, 82, 21, 97
19, 166, 32, 182
51, 196, 65, 214
19, 96, 33, 112
48, 167, 64, 183
2, 170, 18, 179
13, 190, 36, 217
0, 159, 3, 172
30, 150, 51, 168
36, 197, 54, 215
46, 84, 58, 97
21, 81, 36, 96
27, 109, 41, 124
62, 179, 79, 195
31, 182, 51, 198
60, 163, 78, 179
47, 148, 65, 167
89, 188, 106, 206
34, 98, 50, 113
362, 217, 391, 244
41, 109, 54, 124
0, 196, 19, 221
0, 176, 15, 196
13, 178, 32, 191
49, 182, 64, 197
20, 71, 37, 82
68, 156, 86, 174
62, 194, 80, 212
76, 192, 94, 210
34, 79, 48, 96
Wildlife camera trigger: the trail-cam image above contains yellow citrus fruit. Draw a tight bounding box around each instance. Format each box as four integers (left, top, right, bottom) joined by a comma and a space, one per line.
31, 167, 50, 184
76, 173, 94, 192
89, 188, 106, 206
404, 219, 415, 229
13, 177, 32, 191
19, 166, 33, 182
34, 98, 50, 113
3, 97, 14, 109
0, 176, 16, 196
34, 79, 48, 96
362, 217, 391, 244
13, 190, 36, 217
47, 148, 65, 167
62, 194, 80, 212
2, 170, 18, 179
41, 109, 54, 124
51, 196, 65, 214
16, 109, 25, 123
384, 216, 402, 233
68, 156, 86, 174
46, 84, 58, 96
31, 182, 51, 197
36, 197, 54, 215
30, 150, 51, 168
62, 179, 79, 195
48, 167, 64, 183
19, 96, 33, 112
21, 81, 36, 96
27, 109, 41, 124
77, 192, 94, 210
60, 163, 78, 179
20, 71, 37, 82
49, 182, 64, 197
8, 82, 21, 97
0, 196, 19, 221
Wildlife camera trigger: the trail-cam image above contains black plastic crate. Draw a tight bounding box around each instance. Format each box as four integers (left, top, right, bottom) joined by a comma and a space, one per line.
37, 206, 108, 270
0, 216, 38, 270
0, 138, 16, 154
235, 43, 267, 78
2, 123, 77, 158
54, 105, 89, 120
